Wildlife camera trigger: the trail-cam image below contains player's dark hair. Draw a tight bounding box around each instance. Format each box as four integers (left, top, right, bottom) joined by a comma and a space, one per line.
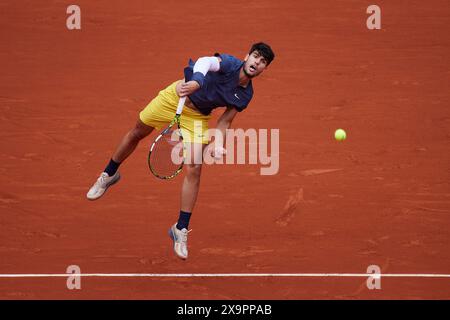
249, 42, 275, 65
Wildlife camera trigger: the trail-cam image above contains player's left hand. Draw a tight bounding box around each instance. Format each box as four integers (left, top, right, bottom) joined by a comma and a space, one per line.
177, 81, 200, 97
207, 144, 227, 159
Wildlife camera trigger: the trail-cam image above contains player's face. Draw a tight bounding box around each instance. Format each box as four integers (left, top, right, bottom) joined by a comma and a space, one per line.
243, 50, 268, 78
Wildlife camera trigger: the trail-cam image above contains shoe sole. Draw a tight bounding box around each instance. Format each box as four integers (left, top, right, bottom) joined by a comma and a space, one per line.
168, 227, 187, 260
86, 173, 121, 201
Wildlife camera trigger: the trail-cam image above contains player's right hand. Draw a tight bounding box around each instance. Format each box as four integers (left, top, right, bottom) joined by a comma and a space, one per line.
177, 80, 200, 97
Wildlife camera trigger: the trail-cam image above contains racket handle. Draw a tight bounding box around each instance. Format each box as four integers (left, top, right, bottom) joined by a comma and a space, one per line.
176, 96, 187, 116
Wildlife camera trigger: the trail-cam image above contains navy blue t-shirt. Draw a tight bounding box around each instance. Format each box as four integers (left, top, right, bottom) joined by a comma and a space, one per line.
183, 53, 253, 116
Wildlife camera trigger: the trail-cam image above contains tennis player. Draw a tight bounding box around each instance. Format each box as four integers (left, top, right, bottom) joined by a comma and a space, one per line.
87, 42, 275, 259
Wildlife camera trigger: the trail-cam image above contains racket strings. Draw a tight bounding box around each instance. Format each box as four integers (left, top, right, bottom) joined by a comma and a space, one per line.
149, 129, 184, 179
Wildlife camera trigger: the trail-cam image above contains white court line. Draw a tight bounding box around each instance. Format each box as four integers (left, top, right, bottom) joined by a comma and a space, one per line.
0, 273, 449, 278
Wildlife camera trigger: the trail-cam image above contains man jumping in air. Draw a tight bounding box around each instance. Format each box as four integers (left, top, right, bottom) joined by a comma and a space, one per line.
87, 42, 275, 260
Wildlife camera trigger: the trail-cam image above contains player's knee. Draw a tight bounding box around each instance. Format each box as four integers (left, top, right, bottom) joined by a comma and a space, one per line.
129, 125, 150, 141
128, 129, 142, 142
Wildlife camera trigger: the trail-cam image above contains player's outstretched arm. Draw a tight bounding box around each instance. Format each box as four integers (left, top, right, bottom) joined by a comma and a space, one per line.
216, 106, 239, 134
207, 107, 238, 159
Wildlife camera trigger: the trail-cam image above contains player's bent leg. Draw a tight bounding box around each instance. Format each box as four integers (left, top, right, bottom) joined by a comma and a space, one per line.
112, 118, 154, 163
88, 82, 177, 201
86, 119, 154, 201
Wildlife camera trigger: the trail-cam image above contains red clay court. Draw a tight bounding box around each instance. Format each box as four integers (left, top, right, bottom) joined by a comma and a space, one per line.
0, 0, 449, 299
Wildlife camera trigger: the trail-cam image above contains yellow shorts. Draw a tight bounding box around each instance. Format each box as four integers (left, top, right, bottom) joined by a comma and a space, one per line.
139, 81, 211, 144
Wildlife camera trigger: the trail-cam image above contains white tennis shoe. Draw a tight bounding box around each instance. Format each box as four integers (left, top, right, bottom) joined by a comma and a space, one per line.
169, 223, 191, 260
86, 171, 120, 200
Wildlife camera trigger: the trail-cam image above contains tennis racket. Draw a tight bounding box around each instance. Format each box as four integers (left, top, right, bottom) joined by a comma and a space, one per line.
148, 96, 186, 179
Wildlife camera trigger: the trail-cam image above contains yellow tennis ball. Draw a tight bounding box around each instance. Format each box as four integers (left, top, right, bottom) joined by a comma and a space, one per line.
335, 129, 346, 141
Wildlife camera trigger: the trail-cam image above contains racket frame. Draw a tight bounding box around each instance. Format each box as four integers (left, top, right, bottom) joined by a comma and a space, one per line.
148, 96, 186, 180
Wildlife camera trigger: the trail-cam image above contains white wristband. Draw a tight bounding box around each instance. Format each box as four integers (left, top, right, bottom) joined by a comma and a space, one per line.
193, 56, 221, 76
